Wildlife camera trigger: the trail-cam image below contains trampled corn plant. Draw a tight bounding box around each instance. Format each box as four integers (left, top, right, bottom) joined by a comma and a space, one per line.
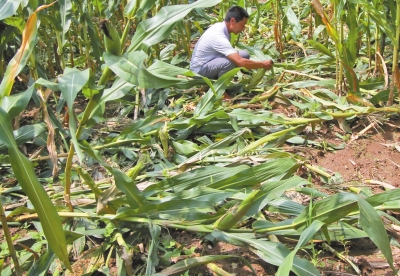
1, 0, 400, 275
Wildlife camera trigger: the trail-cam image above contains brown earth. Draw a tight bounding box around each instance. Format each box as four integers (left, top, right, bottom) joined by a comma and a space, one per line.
2, 102, 400, 275
165, 110, 400, 276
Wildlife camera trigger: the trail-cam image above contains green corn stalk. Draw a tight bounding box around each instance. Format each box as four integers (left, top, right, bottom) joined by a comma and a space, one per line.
126, 154, 148, 181
244, 68, 266, 91
388, 1, 400, 106
214, 190, 260, 231
159, 122, 169, 158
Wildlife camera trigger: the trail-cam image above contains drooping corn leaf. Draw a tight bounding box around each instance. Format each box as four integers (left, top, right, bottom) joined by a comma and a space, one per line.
177, 128, 250, 168
0, 123, 47, 152
0, 107, 71, 270
81, 141, 147, 208
193, 68, 240, 117
146, 222, 161, 276
212, 231, 321, 276
58, 67, 90, 163
0, 0, 25, 20
1, 84, 34, 119
311, 0, 339, 43
358, 198, 394, 271
0, 3, 55, 100
128, 0, 223, 52
153, 255, 256, 276
104, 51, 203, 89
277, 220, 324, 276
116, 199, 215, 222
144, 164, 250, 196
208, 157, 300, 190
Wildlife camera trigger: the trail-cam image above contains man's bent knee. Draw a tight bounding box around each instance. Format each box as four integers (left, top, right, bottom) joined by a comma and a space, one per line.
238, 50, 250, 59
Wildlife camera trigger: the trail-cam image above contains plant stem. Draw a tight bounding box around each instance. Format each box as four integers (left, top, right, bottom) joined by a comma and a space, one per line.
388, 1, 400, 106
0, 200, 22, 276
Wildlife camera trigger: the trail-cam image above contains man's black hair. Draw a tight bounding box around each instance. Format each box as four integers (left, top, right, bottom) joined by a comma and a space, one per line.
224, 6, 249, 22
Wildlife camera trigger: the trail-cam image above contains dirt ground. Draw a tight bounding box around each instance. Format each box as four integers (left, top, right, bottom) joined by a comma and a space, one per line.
176, 111, 400, 276
2, 100, 400, 275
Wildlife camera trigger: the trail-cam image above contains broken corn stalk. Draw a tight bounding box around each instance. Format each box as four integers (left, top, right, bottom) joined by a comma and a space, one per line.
214, 190, 260, 231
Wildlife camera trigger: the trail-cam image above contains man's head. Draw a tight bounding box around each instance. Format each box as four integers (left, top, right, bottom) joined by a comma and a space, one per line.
224, 6, 249, 35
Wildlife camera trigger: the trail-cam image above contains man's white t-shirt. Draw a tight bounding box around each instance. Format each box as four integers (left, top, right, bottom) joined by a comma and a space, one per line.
190, 22, 237, 73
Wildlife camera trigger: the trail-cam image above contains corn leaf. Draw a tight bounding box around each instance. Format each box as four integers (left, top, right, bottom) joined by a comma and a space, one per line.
236, 125, 305, 155
81, 141, 147, 208
58, 67, 90, 163
1, 85, 34, 119
177, 128, 250, 168
208, 157, 300, 190
0, 0, 24, 21
0, 3, 55, 100
125, 0, 157, 19
146, 222, 161, 276
246, 176, 311, 217
0, 107, 71, 269
0, 123, 47, 152
104, 51, 202, 89
358, 198, 394, 270
128, 0, 223, 52
193, 68, 240, 117
277, 220, 324, 276
57, 0, 71, 47
116, 199, 215, 222
212, 231, 321, 276
144, 164, 249, 196
153, 255, 256, 276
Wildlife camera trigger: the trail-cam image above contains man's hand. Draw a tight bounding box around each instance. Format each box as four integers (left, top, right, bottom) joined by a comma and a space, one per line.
261, 60, 274, 70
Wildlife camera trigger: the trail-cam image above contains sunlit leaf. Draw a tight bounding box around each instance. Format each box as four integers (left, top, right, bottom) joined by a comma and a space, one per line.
0, 0, 25, 20
0, 107, 70, 269
128, 0, 223, 51
0, 3, 55, 100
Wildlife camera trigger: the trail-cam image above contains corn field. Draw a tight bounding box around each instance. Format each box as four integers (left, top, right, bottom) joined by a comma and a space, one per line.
0, 0, 399, 275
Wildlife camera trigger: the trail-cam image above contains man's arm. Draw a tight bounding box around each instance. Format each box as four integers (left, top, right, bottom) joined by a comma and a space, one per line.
227, 52, 273, 70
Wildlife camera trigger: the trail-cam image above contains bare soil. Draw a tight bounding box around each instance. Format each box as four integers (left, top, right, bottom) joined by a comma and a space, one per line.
2, 102, 400, 275
164, 110, 400, 276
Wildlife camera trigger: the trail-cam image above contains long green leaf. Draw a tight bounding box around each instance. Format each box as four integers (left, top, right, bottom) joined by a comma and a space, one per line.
146, 222, 161, 276
1, 85, 34, 119
144, 164, 249, 197
128, 0, 223, 52
57, 0, 71, 47
153, 255, 256, 276
0, 123, 47, 152
212, 231, 321, 275
177, 128, 250, 169
208, 157, 300, 190
358, 198, 394, 271
0, 0, 24, 20
116, 199, 215, 222
0, 107, 71, 269
277, 220, 324, 276
104, 51, 202, 89
236, 125, 306, 155
58, 67, 90, 163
